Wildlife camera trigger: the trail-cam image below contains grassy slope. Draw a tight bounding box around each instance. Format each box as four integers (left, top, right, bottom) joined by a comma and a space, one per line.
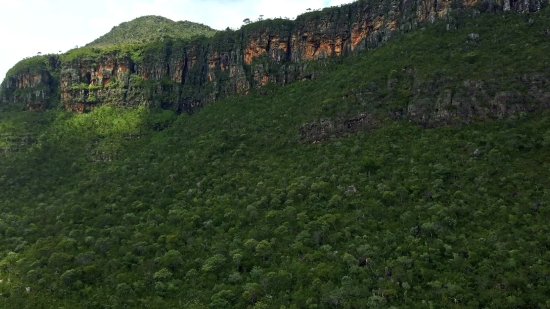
86, 15, 217, 48
0, 8, 550, 309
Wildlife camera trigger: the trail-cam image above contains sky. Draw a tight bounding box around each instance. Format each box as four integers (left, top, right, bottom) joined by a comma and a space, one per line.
0, 0, 353, 82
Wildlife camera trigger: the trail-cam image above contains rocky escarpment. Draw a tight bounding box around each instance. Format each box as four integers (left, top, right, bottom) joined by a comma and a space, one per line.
300, 72, 550, 142
0, 55, 59, 110
1, 0, 547, 113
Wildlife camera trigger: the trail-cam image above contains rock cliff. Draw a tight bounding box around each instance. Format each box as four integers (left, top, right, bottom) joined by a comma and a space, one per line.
1, 55, 59, 110
299, 73, 550, 142
0, 0, 547, 113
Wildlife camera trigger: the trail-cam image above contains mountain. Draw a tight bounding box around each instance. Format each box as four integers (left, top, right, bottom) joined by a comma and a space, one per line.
1, 0, 550, 308
2, 0, 546, 115
86, 15, 217, 48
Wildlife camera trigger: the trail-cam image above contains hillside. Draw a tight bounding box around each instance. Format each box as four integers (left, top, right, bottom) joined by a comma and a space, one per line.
5, 0, 545, 114
86, 15, 217, 48
1, 1, 550, 309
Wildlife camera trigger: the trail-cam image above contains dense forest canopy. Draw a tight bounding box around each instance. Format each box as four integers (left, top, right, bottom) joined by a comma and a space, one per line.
0, 2, 549, 309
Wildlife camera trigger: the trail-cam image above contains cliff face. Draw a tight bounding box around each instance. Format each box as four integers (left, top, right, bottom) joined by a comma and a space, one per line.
60, 53, 138, 112
0, 55, 59, 110
2, 71, 51, 110
0, 0, 547, 113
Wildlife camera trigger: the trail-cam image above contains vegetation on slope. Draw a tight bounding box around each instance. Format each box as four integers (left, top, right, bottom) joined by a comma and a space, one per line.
0, 7, 550, 309
1, 16, 215, 84
4, 56, 52, 78
86, 15, 217, 48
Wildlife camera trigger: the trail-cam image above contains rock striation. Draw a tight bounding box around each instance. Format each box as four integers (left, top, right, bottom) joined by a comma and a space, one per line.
0, 0, 547, 113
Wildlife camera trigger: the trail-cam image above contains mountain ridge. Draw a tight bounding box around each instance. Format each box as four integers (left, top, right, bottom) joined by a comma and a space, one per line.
2, 0, 546, 114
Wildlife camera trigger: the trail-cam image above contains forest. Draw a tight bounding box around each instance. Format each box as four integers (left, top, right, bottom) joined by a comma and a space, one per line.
0, 3, 549, 309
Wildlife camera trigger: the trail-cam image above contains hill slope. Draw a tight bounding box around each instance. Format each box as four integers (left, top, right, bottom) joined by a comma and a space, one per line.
86, 15, 217, 48
4, 0, 545, 114
0, 4, 550, 309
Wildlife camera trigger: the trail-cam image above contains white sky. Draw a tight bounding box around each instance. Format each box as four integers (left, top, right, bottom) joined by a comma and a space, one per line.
0, 0, 353, 82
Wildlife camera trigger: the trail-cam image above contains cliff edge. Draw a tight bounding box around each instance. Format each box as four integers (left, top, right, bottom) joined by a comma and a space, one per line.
0, 0, 546, 114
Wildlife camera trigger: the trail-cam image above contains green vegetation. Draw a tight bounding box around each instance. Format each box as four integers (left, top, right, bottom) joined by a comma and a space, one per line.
55, 16, 217, 64
1, 5, 550, 309
86, 15, 217, 48
5, 55, 56, 78
69, 83, 102, 91
59, 47, 107, 63
240, 18, 294, 35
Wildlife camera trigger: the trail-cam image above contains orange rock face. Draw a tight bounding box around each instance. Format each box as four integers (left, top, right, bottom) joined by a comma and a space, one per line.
261, 75, 270, 86
3, 0, 544, 112
244, 44, 267, 65
173, 61, 186, 83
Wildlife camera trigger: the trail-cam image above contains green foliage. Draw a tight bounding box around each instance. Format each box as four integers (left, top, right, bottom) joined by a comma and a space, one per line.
69, 83, 101, 91
86, 15, 217, 48
59, 47, 104, 62
201, 254, 227, 272
240, 18, 294, 34
5, 55, 52, 77
2, 5, 550, 309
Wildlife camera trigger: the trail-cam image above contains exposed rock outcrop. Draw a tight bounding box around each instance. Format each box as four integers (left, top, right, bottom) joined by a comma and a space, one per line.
299, 73, 550, 142
0, 0, 547, 113
0, 55, 59, 110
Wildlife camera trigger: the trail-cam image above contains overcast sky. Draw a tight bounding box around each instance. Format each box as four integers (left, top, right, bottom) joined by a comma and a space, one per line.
0, 0, 353, 82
